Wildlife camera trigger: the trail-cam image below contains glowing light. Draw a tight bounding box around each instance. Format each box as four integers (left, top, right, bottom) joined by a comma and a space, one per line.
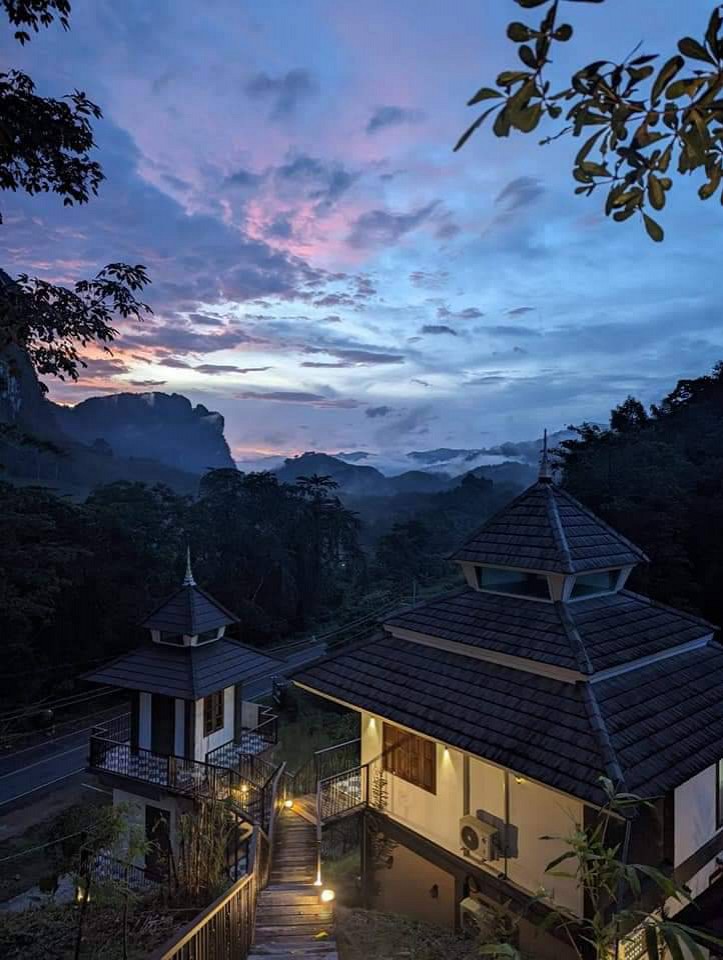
320, 888, 336, 903
515, 776, 526, 784
284, 799, 293, 809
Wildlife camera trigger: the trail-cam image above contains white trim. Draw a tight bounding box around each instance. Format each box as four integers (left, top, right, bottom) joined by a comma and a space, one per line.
387, 625, 586, 682
590, 635, 713, 682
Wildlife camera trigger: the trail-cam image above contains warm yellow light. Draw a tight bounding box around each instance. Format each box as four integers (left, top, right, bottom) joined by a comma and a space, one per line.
514, 776, 526, 784
284, 799, 293, 809
314, 877, 323, 887
320, 888, 336, 903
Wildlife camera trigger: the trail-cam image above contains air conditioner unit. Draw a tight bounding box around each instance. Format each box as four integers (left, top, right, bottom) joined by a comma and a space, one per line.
460, 815, 500, 862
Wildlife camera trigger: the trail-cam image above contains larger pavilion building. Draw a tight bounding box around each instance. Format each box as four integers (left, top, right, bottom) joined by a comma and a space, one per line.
295, 449, 723, 956
85, 555, 282, 873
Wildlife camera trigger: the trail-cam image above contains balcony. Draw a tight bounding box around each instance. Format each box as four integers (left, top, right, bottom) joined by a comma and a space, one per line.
88, 713, 279, 826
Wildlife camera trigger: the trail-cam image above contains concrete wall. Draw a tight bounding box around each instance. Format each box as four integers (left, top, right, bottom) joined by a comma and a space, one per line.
194, 686, 235, 760
371, 837, 457, 928
361, 711, 583, 917
111, 787, 187, 867
673, 763, 722, 899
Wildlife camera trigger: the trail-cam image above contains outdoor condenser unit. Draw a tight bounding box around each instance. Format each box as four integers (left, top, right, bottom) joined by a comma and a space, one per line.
459, 815, 500, 862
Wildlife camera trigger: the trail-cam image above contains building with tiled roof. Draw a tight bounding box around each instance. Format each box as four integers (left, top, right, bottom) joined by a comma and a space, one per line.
295, 443, 723, 951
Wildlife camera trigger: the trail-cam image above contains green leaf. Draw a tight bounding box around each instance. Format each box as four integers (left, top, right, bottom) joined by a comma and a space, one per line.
554, 24, 573, 42
613, 206, 636, 222
493, 107, 512, 138
645, 926, 660, 960
467, 87, 503, 106
652, 56, 684, 103
678, 36, 715, 63
648, 175, 665, 210
514, 102, 543, 132
507, 22, 532, 42
643, 213, 664, 242
699, 163, 722, 200
497, 70, 529, 87
514, 0, 548, 7
575, 128, 605, 165
453, 104, 499, 151
518, 45, 538, 68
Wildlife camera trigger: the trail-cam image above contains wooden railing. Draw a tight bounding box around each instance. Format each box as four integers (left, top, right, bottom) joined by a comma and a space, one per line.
148, 762, 287, 960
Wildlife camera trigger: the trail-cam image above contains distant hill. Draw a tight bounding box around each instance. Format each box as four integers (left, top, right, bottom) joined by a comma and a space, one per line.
275, 451, 456, 498
0, 352, 218, 496
52, 391, 235, 474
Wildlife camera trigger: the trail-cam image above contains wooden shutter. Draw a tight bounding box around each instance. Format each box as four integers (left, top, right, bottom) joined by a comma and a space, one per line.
382, 722, 436, 794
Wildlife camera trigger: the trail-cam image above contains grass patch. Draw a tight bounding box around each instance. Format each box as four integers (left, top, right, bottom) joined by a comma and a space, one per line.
335, 907, 483, 960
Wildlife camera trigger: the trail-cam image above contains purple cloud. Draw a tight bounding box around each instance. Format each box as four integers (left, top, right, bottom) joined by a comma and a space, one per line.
421, 324, 457, 336
366, 105, 425, 134
245, 68, 317, 119
347, 202, 439, 248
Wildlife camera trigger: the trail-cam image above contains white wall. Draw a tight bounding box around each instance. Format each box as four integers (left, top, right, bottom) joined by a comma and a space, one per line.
111, 787, 185, 866
194, 686, 235, 761
361, 712, 583, 916
673, 763, 722, 900
139, 693, 152, 749
174, 699, 185, 756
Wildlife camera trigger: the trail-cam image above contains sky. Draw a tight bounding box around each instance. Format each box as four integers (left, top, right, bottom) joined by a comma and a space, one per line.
2, 0, 722, 462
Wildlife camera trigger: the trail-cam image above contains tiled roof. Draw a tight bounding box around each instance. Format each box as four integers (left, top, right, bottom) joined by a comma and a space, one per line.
384, 588, 712, 674
142, 584, 239, 635
452, 481, 648, 574
294, 633, 723, 804
295, 634, 608, 802
596, 644, 723, 798
84, 638, 281, 699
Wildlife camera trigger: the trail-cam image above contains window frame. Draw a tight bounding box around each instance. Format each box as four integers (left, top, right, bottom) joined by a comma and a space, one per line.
203, 690, 225, 737
382, 722, 436, 794
477, 566, 552, 602
569, 568, 621, 601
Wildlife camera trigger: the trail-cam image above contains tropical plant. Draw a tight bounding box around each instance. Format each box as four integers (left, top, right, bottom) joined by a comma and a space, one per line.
456, 0, 723, 241
0, 0, 152, 385
481, 778, 722, 960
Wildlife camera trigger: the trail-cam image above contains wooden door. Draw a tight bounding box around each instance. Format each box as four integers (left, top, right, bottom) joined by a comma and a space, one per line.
151, 694, 175, 756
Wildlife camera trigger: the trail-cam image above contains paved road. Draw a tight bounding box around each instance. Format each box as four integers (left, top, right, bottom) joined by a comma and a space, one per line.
0, 640, 327, 811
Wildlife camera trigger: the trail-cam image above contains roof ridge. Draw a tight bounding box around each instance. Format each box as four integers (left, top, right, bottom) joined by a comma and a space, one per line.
545, 484, 573, 573
580, 681, 627, 791
186, 584, 197, 636
556, 601, 594, 675
553, 486, 649, 564
620, 589, 717, 631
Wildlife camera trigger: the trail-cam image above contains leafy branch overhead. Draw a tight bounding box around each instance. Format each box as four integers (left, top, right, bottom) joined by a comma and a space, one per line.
456, 0, 723, 241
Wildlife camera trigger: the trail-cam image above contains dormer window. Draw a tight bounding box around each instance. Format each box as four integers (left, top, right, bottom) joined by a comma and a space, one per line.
477, 567, 551, 601
159, 631, 184, 646
570, 570, 620, 600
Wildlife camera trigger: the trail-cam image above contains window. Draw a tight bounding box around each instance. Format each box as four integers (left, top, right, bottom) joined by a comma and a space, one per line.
717, 760, 723, 829
478, 566, 551, 600
382, 723, 436, 793
203, 691, 224, 737
570, 569, 620, 600
159, 631, 184, 645
197, 628, 219, 644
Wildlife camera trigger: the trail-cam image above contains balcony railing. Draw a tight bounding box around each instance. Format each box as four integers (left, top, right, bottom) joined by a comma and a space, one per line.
318, 763, 368, 823
205, 708, 278, 771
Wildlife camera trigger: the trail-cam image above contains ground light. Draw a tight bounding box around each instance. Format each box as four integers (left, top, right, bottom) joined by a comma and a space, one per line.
284, 799, 293, 809
320, 888, 336, 903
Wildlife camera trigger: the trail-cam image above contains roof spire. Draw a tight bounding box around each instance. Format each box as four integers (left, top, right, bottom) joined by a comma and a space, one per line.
183, 545, 196, 586
539, 429, 553, 484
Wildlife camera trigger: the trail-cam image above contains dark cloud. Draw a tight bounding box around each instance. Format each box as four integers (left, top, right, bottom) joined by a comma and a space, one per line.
436, 220, 461, 240
129, 379, 167, 387
313, 292, 357, 308
194, 363, 273, 375
188, 312, 225, 327
128, 325, 262, 356
365, 405, 392, 418
467, 374, 508, 385
275, 153, 358, 212
236, 390, 358, 408
508, 306, 535, 316
485, 325, 541, 337
496, 177, 545, 211
266, 214, 294, 239
347, 202, 439, 248
412, 378, 430, 387
244, 68, 317, 119
226, 168, 262, 189
438, 306, 484, 321
421, 324, 457, 336
366, 105, 425, 134
157, 357, 191, 369
374, 405, 436, 443
301, 361, 351, 368
321, 348, 404, 365
410, 271, 449, 290
79, 357, 129, 378
320, 314, 342, 323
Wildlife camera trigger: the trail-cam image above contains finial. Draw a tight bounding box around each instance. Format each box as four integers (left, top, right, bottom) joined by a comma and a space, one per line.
183, 545, 196, 586
539, 429, 553, 483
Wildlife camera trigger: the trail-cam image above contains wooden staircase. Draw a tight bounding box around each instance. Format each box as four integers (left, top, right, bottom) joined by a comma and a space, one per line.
249, 805, 337, 959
